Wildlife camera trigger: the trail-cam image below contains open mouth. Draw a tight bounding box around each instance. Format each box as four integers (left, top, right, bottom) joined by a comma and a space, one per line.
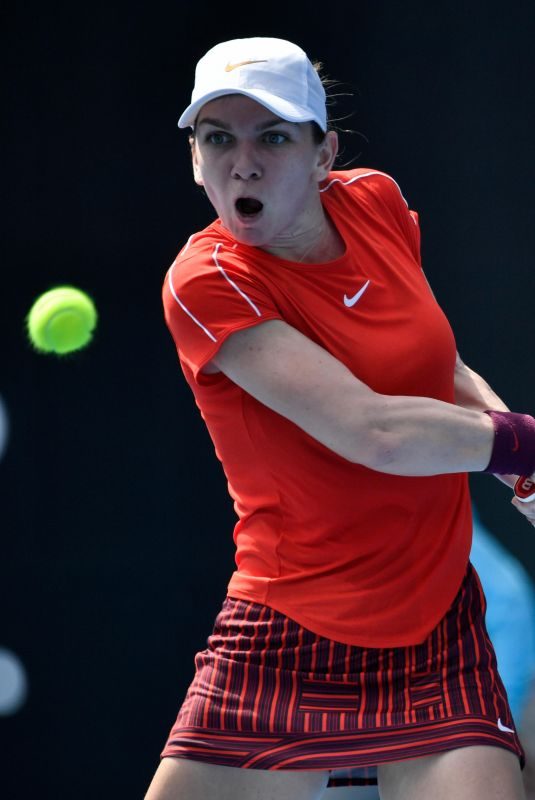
235, 197, 264, 217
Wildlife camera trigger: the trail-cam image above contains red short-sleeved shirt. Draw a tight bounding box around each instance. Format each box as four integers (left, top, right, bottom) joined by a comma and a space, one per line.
162, 168, 472, 647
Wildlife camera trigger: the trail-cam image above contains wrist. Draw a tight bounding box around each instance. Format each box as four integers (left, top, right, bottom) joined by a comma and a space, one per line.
483, 410, 535, 476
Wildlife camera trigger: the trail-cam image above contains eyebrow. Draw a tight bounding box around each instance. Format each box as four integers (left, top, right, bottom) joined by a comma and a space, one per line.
196, 117, 293, 131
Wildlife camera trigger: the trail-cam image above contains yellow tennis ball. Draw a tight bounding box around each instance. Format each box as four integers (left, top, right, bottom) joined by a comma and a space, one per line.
26, 286, 98, 355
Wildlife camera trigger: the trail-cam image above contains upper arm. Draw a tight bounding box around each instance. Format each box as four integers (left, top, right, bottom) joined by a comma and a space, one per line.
163, 248, 283, 381
210, 319, 380, 464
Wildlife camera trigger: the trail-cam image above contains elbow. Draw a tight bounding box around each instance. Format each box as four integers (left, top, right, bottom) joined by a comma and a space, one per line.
340, 410, 401, 472
365, 435, 402, 472
349, 433, 400, 472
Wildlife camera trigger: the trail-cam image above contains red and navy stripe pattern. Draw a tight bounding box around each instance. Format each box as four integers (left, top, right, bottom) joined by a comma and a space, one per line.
162, 564, 524, 787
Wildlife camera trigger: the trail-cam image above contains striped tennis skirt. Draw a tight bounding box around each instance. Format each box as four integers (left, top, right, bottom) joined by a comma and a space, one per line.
161, 563, 524, 786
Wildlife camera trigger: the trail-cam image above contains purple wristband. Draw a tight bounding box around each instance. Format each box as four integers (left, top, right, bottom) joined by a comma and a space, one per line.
484, 411, 535, 475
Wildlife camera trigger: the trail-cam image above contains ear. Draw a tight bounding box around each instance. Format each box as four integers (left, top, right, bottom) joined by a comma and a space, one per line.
314, 130, 338, 181
190, 136, 204, 186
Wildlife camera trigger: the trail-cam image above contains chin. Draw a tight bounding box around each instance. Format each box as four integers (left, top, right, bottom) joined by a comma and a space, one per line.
235, 231, 270, 247
226, 223, 270, 248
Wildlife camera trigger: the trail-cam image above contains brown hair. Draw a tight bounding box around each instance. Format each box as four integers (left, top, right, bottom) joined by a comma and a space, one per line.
311, 59, 360, 164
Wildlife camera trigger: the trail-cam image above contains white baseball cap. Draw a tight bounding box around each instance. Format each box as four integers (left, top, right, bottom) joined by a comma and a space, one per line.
178, 37, 327, 131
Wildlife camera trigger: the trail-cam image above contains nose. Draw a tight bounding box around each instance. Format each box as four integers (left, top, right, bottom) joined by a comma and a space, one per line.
231, 144, 262, 181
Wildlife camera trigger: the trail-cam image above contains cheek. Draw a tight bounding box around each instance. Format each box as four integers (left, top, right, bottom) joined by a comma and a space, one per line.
192, 145, 222, 187
192, 154, 219, 197
196, 169, 233, 217
272, 162, 317, 207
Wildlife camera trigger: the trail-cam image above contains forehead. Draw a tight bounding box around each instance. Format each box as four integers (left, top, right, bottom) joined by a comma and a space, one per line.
196, 94, 288, 127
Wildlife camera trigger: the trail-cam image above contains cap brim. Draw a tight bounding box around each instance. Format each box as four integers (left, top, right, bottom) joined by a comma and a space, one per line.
178, 87, 326, 130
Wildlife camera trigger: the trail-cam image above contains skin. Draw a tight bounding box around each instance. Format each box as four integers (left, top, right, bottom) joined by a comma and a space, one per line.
190, 94, 342, 261
145, 747, 525, 800
146, 93, 532, 799
190, 95, 535, 518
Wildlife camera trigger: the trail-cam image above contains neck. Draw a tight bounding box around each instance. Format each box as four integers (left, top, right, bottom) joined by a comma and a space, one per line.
262, 203, 345, 265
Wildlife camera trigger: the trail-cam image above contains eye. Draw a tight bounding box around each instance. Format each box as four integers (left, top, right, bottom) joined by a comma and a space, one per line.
263, 132, 288, 145
205, 131, 232, 145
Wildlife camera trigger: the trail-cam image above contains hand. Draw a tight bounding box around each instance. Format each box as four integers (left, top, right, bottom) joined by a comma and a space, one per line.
512, 473, 535, 526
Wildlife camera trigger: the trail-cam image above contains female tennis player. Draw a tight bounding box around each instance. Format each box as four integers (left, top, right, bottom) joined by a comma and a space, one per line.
146, 37, 535, 800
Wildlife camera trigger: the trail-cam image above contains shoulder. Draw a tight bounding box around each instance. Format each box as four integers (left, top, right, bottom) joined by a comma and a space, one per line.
168, 225, 228, 279
320, 168, 409, 207
162, 226, 279, 346
321, 168, 419, 238
163, 225, 251, 303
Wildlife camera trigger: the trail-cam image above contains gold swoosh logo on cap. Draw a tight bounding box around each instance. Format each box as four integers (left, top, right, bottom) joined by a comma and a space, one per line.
224, 59, 268, 72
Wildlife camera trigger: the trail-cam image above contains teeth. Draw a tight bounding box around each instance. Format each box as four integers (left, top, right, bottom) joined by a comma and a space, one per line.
236, 197, 263, 215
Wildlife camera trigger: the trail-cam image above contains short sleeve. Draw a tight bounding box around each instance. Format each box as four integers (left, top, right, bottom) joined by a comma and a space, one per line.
378, 174, 422, 268
162, 241, 281, 381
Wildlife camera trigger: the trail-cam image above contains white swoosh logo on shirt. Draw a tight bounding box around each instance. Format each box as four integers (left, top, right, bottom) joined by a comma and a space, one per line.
497, 718, 515, 733
343, 280, 370, 308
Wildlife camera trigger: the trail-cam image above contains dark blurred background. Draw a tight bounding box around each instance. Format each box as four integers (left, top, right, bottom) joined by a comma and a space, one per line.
2, 1, 535, 796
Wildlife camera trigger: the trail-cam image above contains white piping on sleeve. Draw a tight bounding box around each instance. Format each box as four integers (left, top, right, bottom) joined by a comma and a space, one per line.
167, 261, 218, 342
180, 233, 197, 255
166, 239, 263, 343
212, 243, 262, 317
320, 170, 410, 209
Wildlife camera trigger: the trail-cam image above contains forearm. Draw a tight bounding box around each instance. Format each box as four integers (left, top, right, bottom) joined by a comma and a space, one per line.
453, 354, 516, 487
213, 321, 531, 478
362, 394, 495, 476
